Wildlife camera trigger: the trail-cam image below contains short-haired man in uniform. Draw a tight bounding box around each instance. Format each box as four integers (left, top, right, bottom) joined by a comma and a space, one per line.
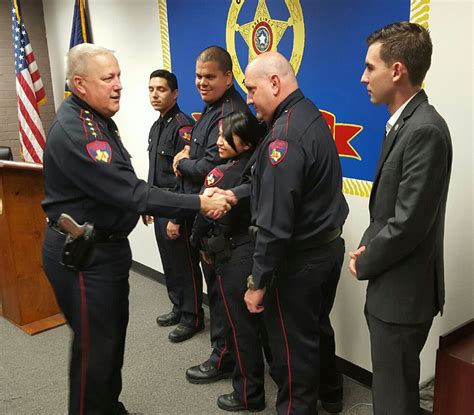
241, 52, 349, 414
172, 46, 250, 383
42, 43, 232, 415
350, 22, 452, 414
144, 69, 201, 333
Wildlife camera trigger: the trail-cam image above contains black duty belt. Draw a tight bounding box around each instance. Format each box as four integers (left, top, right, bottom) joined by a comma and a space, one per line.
48, 221, 128, 243
292, 227, 342, 251
228, 232, 251, 248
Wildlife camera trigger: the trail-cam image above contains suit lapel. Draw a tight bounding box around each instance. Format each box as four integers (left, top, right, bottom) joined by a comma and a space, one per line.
370, 90, 428, 205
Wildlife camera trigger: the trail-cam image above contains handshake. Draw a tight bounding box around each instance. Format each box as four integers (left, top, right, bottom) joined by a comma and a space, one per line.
199, 188, 237, 219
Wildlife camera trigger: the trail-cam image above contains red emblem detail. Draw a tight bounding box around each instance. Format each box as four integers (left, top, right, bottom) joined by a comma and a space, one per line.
205, 167, 224, 187
268, 139, 288, 166
320, 110, 363, 160
86, 140, 112, 163
178, 126, 192, 143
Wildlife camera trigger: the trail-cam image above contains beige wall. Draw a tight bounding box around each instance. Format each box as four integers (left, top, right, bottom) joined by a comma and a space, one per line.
0, 0, 55, 160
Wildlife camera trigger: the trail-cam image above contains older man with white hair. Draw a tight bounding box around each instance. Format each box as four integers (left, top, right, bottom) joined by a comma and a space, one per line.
42, 43, 233, 415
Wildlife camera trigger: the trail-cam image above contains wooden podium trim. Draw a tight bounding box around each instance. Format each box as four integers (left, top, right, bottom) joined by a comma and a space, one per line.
4, 313, 66, 335
0, 160, 43, 171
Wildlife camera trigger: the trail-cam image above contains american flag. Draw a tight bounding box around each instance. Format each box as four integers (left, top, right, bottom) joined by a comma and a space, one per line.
11, 0, 46, 164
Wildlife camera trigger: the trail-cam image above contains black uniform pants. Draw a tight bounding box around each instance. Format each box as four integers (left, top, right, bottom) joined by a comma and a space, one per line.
42, 227, 130, 415
216, 243, 266, 407
263, 237, 344, 415
202, 260, 234, 370
154, 217, 203, 327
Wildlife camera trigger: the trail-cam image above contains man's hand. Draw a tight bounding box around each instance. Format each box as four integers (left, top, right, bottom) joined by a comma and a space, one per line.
173, 145, 191, 176
244, 288, 266, 313
141, 215, 154, 226
199, 188, 233, 218
202, 188, 238, 219
166, 222, 180, 240
349, 245, 366, 278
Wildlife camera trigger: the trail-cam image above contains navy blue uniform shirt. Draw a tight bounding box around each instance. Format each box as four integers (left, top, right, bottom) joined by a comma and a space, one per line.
249, 89, 349, 288
192, 151, 252, 242
42, 94, 200, 234
147, 104, 194, 189
177, 85, 249, 194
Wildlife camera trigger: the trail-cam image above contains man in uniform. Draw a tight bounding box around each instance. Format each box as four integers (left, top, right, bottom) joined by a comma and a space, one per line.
241, 52, 349, 414
42, 43, 232, 415
172, 46, 249, 382
144, 69, 200, 333
350, 22, 452, 414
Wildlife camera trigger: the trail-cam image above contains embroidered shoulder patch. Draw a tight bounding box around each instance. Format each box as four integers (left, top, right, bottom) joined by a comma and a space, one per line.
205, 167, 224, 187
268, 139, 288, 166
86, 140, 112, 163
178, 126, 192, 143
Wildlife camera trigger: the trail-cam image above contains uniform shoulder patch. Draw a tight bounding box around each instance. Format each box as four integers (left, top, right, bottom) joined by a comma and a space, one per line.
205, 167, 224, 187
178, 125, 192, 143
86, 140, 112, 163
268, 139, 288, 166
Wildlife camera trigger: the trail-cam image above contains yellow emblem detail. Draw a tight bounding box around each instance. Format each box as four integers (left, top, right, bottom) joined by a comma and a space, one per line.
226, 0, 305, 92
207, 175, 215, 186
270, 148, 281, 163
95, 149, 109, 163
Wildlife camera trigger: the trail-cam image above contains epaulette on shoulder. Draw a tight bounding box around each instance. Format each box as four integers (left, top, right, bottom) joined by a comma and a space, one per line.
220, 98, 235, 116
78, 109, 105, 142
175, 112, 192, 127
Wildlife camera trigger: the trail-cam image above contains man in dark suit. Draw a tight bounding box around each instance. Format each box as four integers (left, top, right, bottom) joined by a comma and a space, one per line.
349, 22, 452, 414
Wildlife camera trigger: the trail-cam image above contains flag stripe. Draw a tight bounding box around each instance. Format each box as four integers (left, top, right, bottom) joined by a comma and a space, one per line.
19, 123, 42, 163
18, 94, 46, 149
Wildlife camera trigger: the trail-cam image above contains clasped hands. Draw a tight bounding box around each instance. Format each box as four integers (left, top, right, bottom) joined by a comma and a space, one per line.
199, 187, 237, 219
173, 145, 191, 177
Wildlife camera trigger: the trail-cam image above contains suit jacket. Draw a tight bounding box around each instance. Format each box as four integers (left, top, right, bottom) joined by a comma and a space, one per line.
357, 90, 452, 324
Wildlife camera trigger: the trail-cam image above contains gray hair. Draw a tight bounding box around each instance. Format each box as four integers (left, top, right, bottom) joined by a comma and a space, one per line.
65, 43, 115, 88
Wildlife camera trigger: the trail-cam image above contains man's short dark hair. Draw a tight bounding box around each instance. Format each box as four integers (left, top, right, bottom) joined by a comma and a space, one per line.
196, 46, 233, 74
149, 69, 178, 91
367, 22, 432, 86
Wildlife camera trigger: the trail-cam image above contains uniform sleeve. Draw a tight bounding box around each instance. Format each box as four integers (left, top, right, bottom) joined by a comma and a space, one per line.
356, 124, 450, 280
251, 140, 305, 288
177, 122, 222, 181
49, 123, 200, 218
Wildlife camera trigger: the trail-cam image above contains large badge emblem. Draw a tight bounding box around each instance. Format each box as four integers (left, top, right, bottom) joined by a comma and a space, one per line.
226, 0, 305, 92
268, 139, 288, 166
86, 140, 112, 163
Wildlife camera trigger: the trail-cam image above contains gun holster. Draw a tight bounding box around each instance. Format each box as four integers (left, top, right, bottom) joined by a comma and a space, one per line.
61, 224, 95, 271
206, 234, 232, 263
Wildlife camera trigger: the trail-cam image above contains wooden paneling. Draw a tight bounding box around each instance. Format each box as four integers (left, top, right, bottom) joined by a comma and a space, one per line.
433, 320, 474, 415
0, 161, 65, 334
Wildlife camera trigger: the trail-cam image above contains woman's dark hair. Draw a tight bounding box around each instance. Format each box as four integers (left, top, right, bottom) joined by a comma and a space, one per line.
220, 111, 264, 152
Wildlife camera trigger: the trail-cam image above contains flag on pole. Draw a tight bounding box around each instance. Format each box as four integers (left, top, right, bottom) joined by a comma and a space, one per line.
65, 0, 92, 97
11, 0, 46, 164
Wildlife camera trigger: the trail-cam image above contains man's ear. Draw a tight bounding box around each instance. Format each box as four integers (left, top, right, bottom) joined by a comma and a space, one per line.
73, 75, 86, 95
225, 70, 233, 88
173, 88, 179, 101
270, 74, 280, 96
392, 62, 405, 83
